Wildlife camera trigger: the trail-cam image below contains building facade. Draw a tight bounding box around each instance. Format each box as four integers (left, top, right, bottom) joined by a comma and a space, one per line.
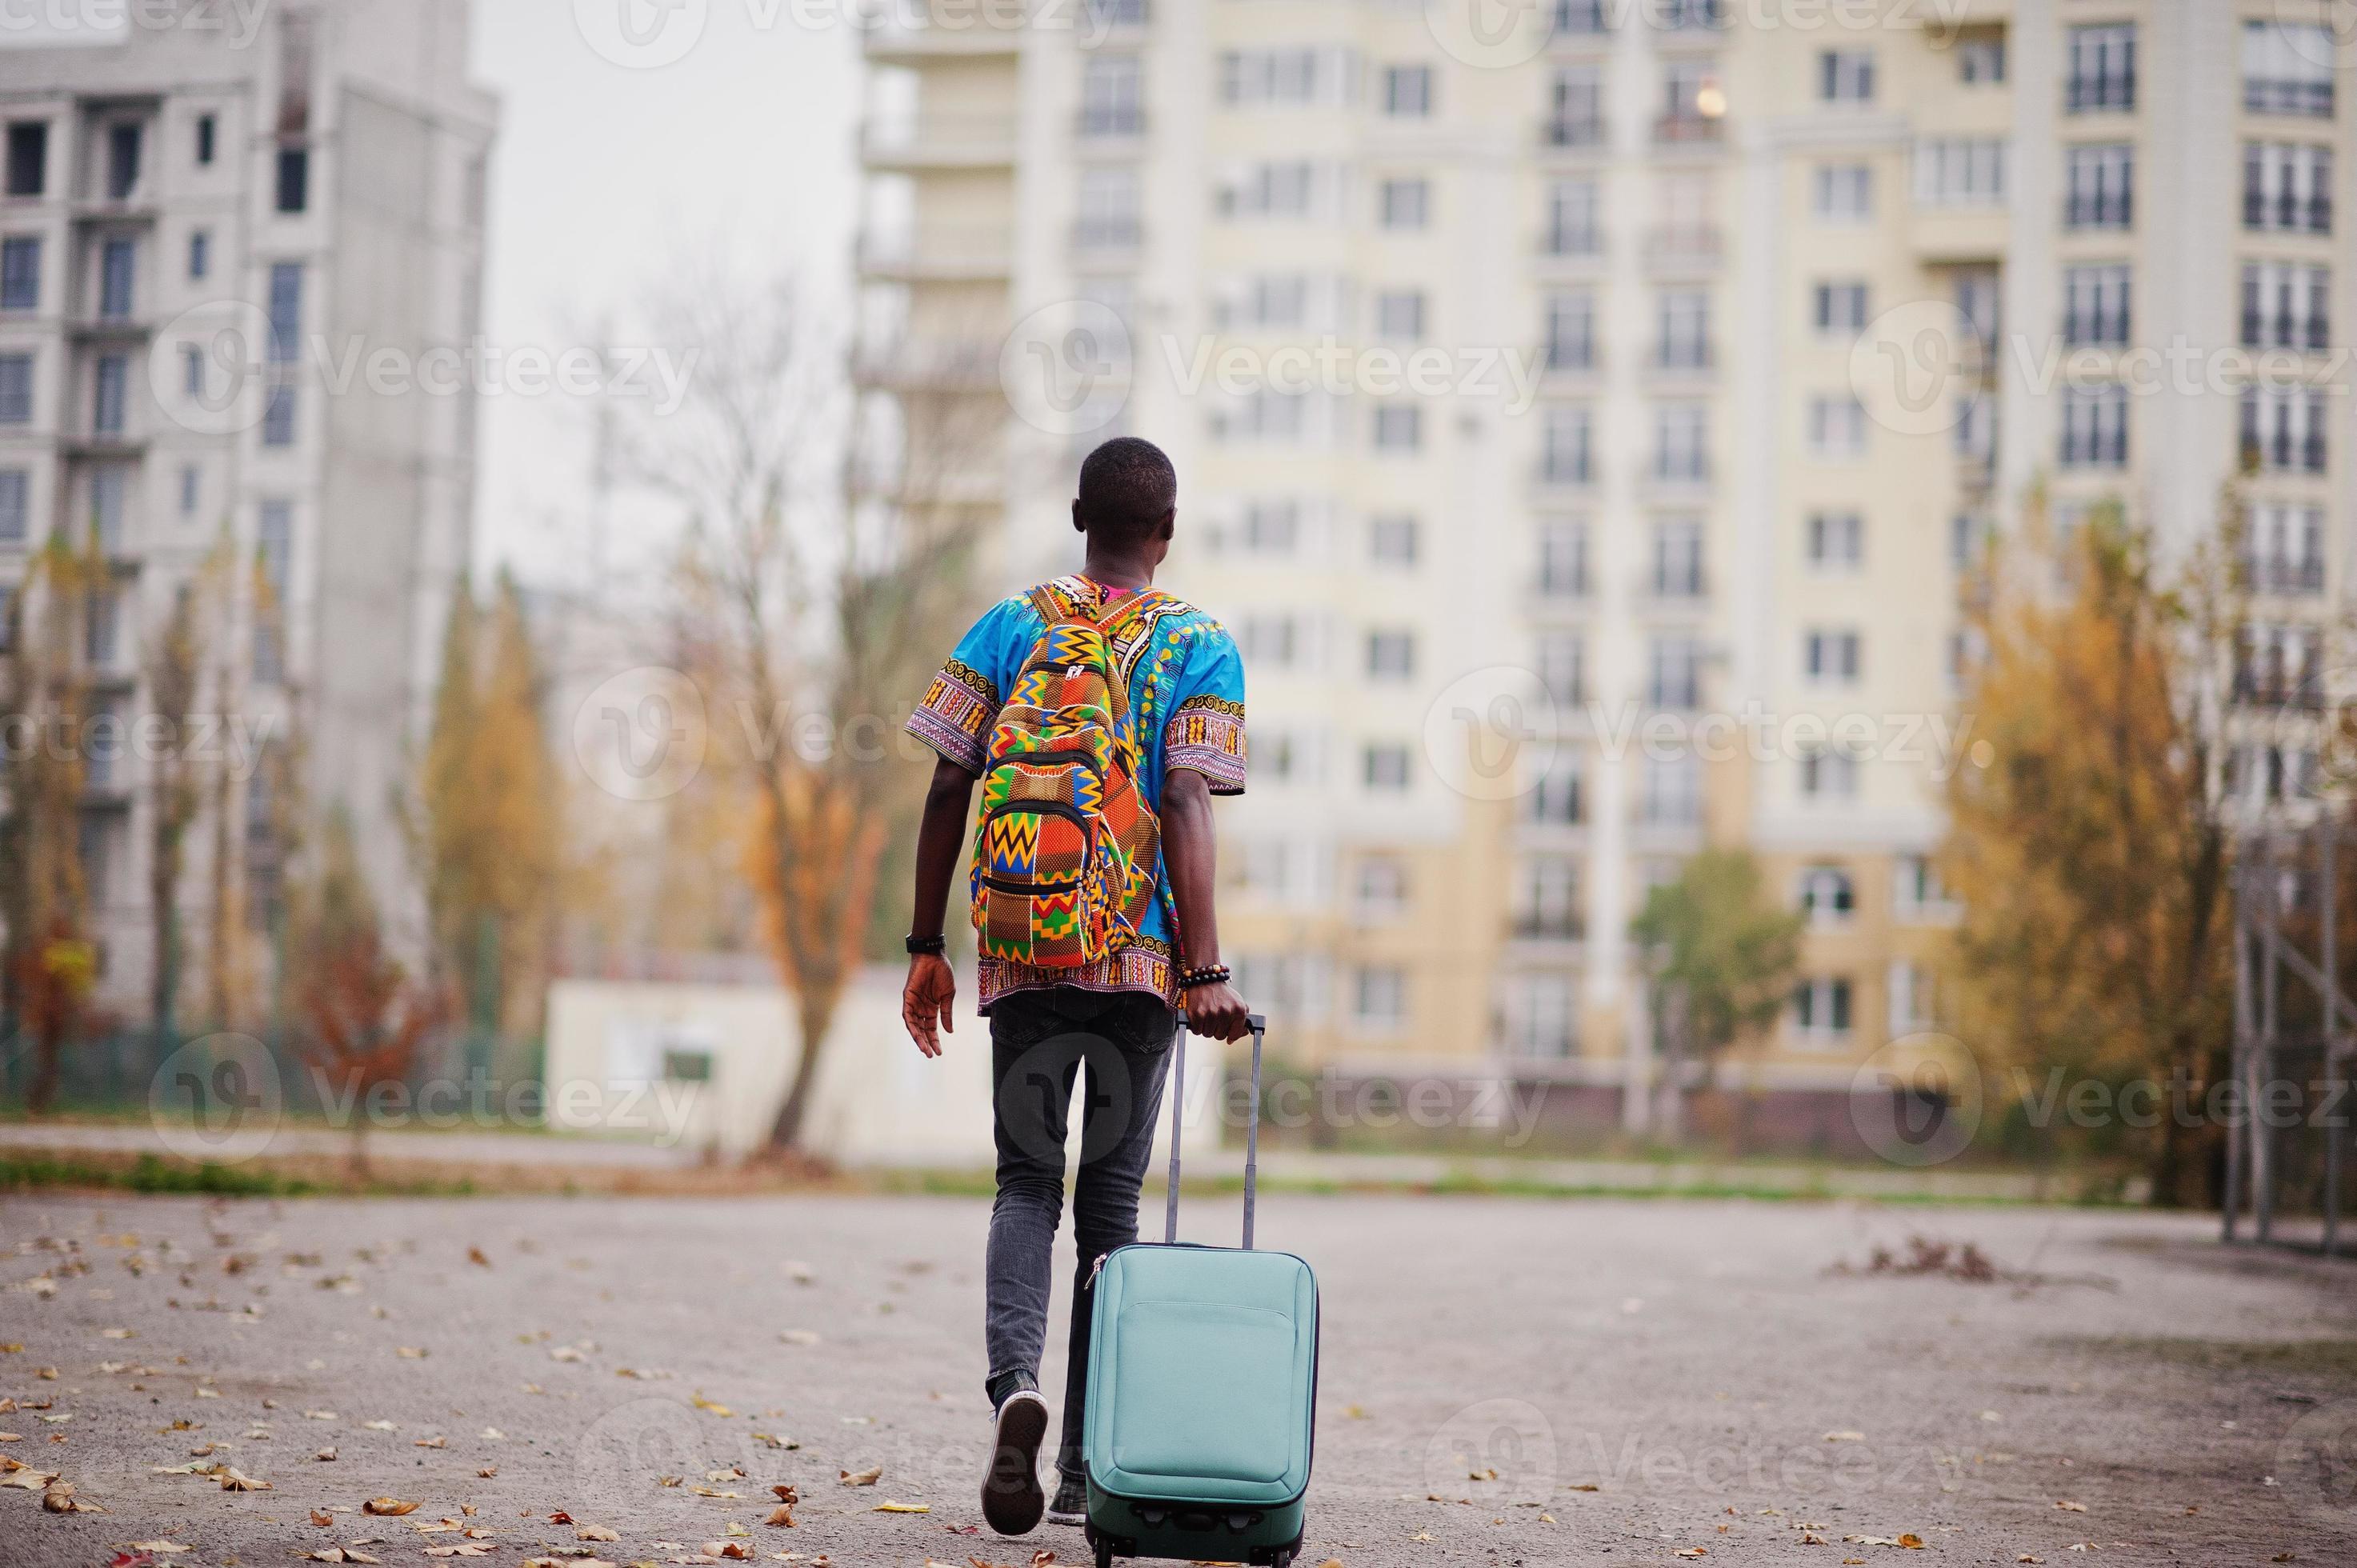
0, 0, 495, 1018
858, 0, 2353, 1118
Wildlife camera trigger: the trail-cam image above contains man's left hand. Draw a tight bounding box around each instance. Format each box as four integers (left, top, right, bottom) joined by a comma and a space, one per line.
1183, 979, 1252, 1042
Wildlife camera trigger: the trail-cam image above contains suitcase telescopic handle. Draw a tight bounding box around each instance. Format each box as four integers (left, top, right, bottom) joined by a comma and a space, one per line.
1164, 1012, 1268, 1249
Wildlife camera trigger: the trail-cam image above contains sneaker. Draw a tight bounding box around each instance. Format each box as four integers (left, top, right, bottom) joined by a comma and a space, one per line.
981, 1388, 1049, 1535
1046, 1472, 1088, 1527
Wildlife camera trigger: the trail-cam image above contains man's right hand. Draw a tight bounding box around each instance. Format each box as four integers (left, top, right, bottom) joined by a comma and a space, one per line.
1183, 979, 1252, 1042
902, 953, 956, 1058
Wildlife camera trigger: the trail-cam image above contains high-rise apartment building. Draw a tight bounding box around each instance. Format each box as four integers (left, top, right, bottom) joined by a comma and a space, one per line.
858, 0, 2352, 1123
0, 1, 495, 1016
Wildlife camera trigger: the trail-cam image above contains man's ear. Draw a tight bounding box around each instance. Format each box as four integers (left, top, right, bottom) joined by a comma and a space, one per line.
1157, 509, 1176, 542
1072, 499, 1087, 534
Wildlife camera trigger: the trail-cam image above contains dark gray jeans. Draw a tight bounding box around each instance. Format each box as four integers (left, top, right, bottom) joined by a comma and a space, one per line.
985, 986, 1178, 1480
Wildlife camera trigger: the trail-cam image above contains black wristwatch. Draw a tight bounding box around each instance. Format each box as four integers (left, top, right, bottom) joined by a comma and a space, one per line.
906, 934, 946, 956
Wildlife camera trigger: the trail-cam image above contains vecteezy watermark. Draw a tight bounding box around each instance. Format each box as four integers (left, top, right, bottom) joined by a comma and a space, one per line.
573, 0, 712, 70
1158, 337, 1546, 417
0, 708, 278, 782
150, 1033, 284, 1164
570, 666, 710, 802
1001, 298, 1132, 438
0, 0, 272, 48
1848, 299, 1990, 440
1424, 1398, 1559, 1498
2267, 1, 2357, 71
1424, 0, 1983, 69
572, 0, 1137, 70
2278, 1400, 2357, 1522
1848, 1034, 1983, 1169
149, 306, 699, 438
1424, 666, 1561, 804
574, 1396, 726, 1498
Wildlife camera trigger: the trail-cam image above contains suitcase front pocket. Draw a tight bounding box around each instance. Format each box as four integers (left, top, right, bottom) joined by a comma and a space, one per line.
1109, 1301, 1299, 1486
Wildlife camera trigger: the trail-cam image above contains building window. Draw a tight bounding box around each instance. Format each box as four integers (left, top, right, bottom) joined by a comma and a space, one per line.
0, 468, 25, 542
2243, 262, 2330, 351
1887, 961, 1938, 1035
106, 122, 142, 201
1651, 517, 1705, 597
1893, 854, 1951, 919
0, 353, 30, 423
1077, 166, 1142, 248
1539, 518, 1588, 596
99, 237, 134, 321
262, 382, 297, 447
1799, 744, 1860, 802
1807, 511, 1863, 571
1799, 865, 1855, 926
2244, 142, 2334, 234
1515, 856, 1583, 940
1537, 630, 1584, 705
1379, 177, 1429, 230
1547, 65, 1605, 147
1504, 975, 1576, 1059
1654, 403, 1708, 482
1655, 290, 1711, 369
2067, 23, 2136, 113
1914, 138, 2006, 207
1819, 50, 1875, 104
1364, 628, 1416, 680
1958, 35, 2005, 85
1383, 64, 1433, 118
1541, 405, 1592, 485
1544, 177, 1600, 255
2060, 385, 2128, 467
2241, 386, 2328, 474
1792, 976, 1854, 1043
1080, 54, 1145, 137
1804, 628, 1862, 686
90, 466, 126, 552
179, 462, 200, 518
1530, 754, 1583, 825
1355, 856, 1408, 920
2063, 263, 2132, 347
5, 122, 46, 197
1641, 751, 1701, 826
1238, 614, 1301, 670
92, 354, 127, 436
267, 262, 303, 362
1659, 60, 1722, 138
1369, 514, 1419, 566
1375, 288, 1425, 342
254, 499, 291, 682
2065, 145, 2135, 229
1221, 160, 1323, 220
1218, 47, 1331, 107
1544, 290, 1594, 370
1372, 404, 1421, 452
187, 229, 209, 280
1813, 281, 1868, 334
195, 112, 217, 166
2245, 21, 2335, 117
1812, 164, 1872, 222
1363, 743, 1411, 792
1647, 635, 1701, 711
275, 146, 309, 214
1353, 965, 1406, 1030
0, 236, 36, 310
2243, 503, 2325, 596
1808, 394, 1867, 458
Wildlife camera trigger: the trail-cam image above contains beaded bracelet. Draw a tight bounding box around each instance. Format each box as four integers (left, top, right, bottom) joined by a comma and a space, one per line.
1178, 964, 1233, 990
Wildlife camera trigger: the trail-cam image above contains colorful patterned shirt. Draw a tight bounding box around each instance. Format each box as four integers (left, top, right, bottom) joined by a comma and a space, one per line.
906, 575, 1247, 1012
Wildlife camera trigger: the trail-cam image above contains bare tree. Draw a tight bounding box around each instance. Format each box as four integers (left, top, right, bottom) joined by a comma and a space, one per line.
620, 262, 1002, 1152
143, 541, 230, 1045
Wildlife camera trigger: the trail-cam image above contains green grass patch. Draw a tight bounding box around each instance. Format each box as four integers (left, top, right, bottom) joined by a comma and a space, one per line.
2046, 1335, 2357, 1380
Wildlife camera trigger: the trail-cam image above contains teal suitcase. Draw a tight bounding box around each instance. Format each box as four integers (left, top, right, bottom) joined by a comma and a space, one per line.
1082, 1014, 1319, 1568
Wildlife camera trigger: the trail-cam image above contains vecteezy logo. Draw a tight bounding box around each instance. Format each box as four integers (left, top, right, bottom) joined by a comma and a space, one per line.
1848, 1032, 1983, 1168
150, 299, 272, 438
1423, 1398, 1559, 1499
998, 299, 1131, 437
1423, 0, 1555, 71
574, 1397, 719, 1499
150, 1034, 284, 1164
2268, 0, 2357, 71
573, 0, 709, 70
1423, 665, 1560, 803
2279, 1401, 2357, 1522
570, 666, 708, 802
1847, 298, 1987, 440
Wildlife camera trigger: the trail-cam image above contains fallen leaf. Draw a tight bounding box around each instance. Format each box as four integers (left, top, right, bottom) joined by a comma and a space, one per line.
218, 1466, 271, 1491
874, 1501, 930, 1514
766, 1505, 796, 1526
1469, 1466, 1497, 1481
1675, 1552, 1707, 1561
770, 1486, 799, 1505
2055, 1500, 2087, 1512
1565, 1482, 1600, 1493
1899, 1538, 1927, 1550
1823, 1431, 1866, 1443
692, 1392, 734, 1417
364, 1497, 422, 1516
43, 1478, 105, 1513
478, 1466, 498, 1479
468, 1247, 491, 1268
425, 1549, 492, 1559
416, 1436, 448, 1449
131, 1546, 192, 1557
313, 1508, 335, 1526
578, 1526, 622, 1542
839, 1466, 882, 1486
702, 1546, 751, 1562
317, 1447, 338, 1462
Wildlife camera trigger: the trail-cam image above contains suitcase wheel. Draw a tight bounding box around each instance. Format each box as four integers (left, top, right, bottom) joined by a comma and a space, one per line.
1084, 1520, 1113, 1568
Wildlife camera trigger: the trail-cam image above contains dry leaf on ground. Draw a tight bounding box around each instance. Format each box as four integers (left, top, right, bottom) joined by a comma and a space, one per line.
839, 1466, 882, 1486
362, 1497, 421, 1516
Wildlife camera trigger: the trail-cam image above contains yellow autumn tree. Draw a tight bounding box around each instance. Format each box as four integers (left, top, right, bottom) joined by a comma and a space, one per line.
411, 574, 562, 1042
1940, 494, 2239, 1205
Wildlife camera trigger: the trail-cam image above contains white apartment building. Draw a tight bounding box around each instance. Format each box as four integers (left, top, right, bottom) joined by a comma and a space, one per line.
859, 0, 2355, 1123
0, 1, 495, 1018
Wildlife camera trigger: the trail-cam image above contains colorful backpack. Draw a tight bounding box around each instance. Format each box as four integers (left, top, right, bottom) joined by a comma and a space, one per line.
971, 579, 1169, 970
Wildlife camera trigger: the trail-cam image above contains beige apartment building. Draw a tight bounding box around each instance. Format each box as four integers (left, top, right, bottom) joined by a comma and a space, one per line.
858, 0, 2355, 1126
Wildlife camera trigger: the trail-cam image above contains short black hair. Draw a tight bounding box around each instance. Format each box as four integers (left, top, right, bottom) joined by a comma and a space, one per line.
1076, 437, 1177, 546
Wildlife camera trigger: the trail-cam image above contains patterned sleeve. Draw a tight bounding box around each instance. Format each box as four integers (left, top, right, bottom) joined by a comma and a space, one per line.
1162, 618, 1248, 796
905, 599, 1018, 774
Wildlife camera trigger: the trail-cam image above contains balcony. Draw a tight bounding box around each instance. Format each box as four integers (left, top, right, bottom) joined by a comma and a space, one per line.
1076, 107, 1146, 142
2064, 194, 2134, 230
2245, 76, 2335, 118
1539, 225, 1604, 263
1072, 214, 1142, 256
2066, 74, 2136, 114
2240, 557, 2327, 597
1542, 118, 1607, 152
1512, 911, 1587, 943
1653, 114, 1724, 146
854, 226, 1014, 282
1651, 342, 1715, 376
2233, 671, 2327, 711
851, 337, 1003, 393
1542, 339, 1596, 377
861, 14, 1025, 61
858, 112, 1018, 170
2243, 190, 2333, 234
2241, 314, 2331, 353
1643, 225, 1720, 270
